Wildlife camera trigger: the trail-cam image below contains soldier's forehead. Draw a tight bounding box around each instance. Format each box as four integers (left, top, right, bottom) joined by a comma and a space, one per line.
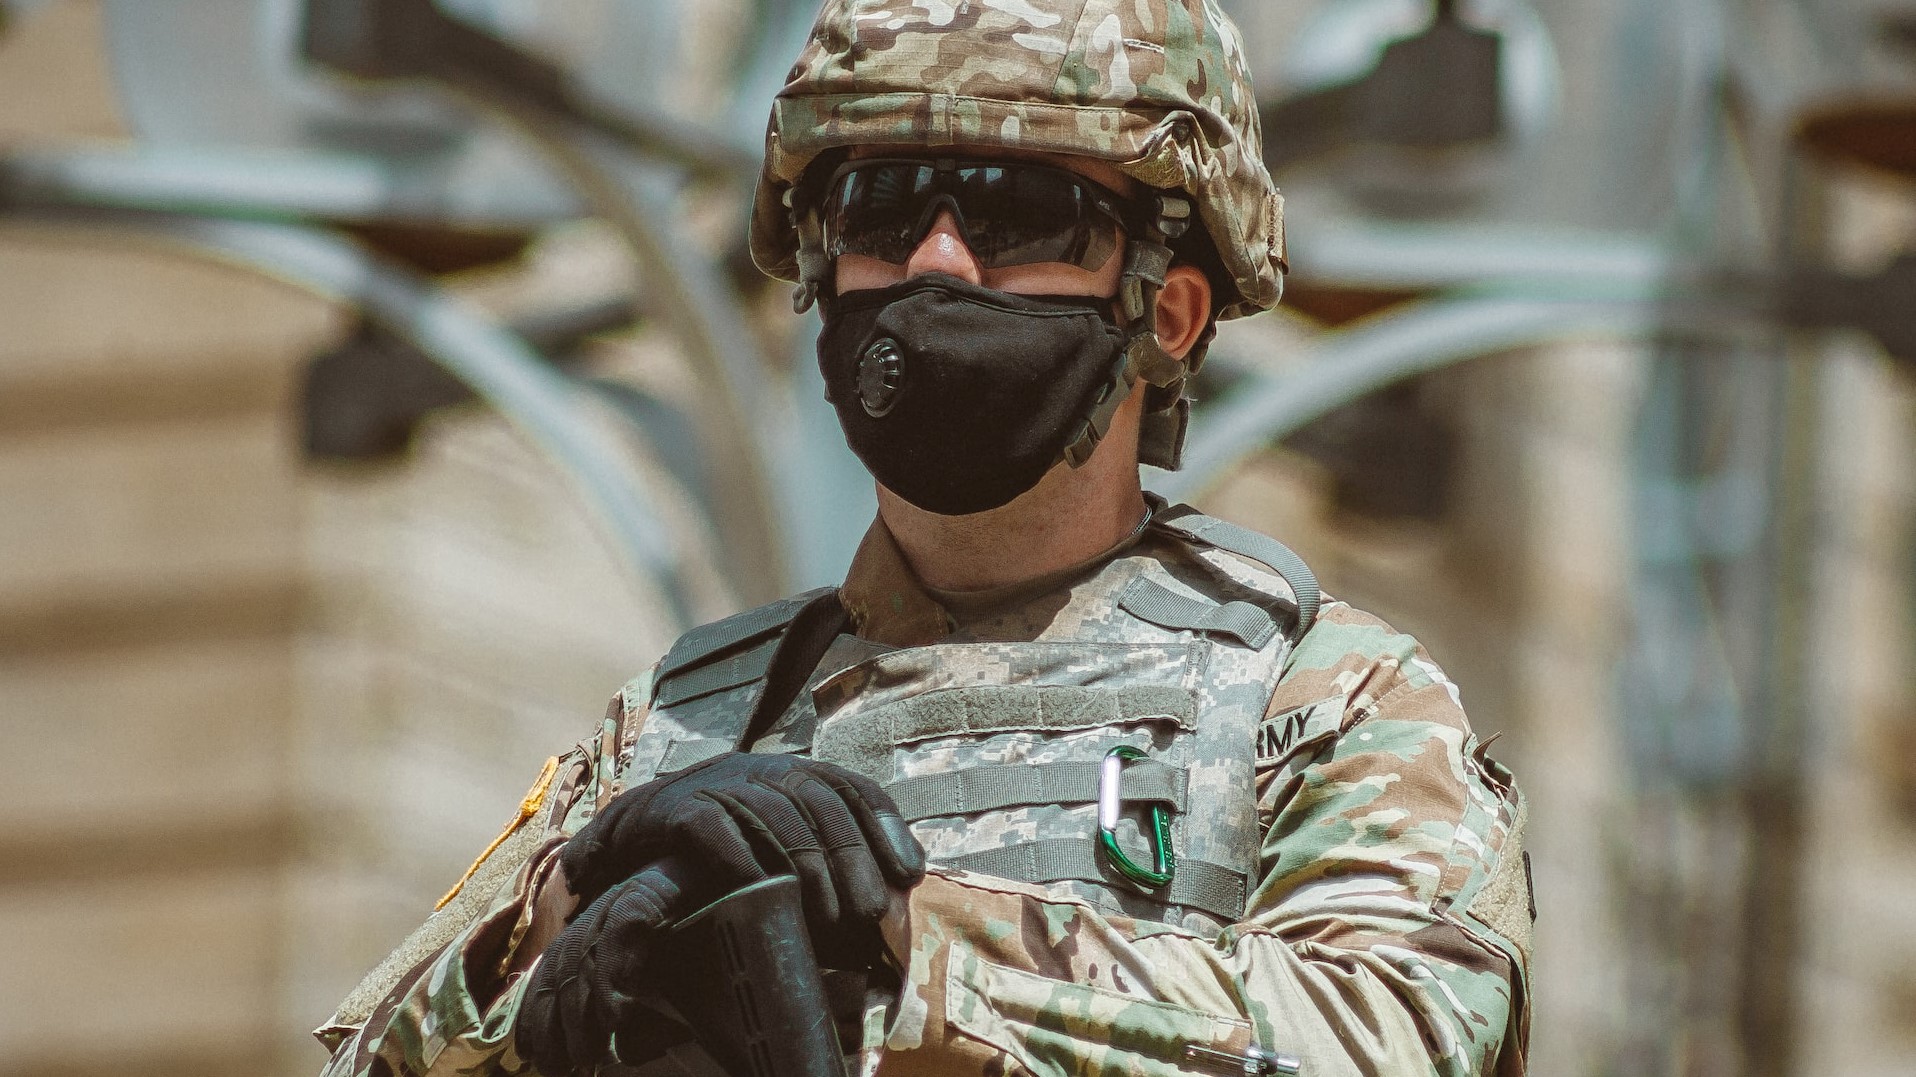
846, 144, 1137, 196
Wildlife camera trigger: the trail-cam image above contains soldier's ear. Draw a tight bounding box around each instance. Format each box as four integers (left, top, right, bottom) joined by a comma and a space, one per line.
1154, 264, 1212, 362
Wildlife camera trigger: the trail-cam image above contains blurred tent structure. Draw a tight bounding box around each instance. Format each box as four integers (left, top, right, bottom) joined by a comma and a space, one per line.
0, 0, 1914, 1074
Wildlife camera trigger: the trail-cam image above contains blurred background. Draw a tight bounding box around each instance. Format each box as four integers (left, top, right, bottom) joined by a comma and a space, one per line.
1, 0, 1914, 1074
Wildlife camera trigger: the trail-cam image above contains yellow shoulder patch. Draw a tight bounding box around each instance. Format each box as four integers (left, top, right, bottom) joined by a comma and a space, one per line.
435, 755, 561, 911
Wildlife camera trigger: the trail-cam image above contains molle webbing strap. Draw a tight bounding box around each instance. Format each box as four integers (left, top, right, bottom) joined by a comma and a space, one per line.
647, 587, 845, 775
1154, 508, 1321, 639
655, 590, 828, 701
885, 760, 1186, 822
944, 840, 1247, 923
1118, 577, 1283, 649
655, 635, 782, 709
658, 736, 733, 774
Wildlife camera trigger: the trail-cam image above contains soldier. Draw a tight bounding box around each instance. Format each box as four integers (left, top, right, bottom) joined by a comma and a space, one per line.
317, 1, 1533, 1074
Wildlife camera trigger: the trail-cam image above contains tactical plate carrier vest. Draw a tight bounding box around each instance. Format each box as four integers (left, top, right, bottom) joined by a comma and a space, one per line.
617, 506, 1320, 936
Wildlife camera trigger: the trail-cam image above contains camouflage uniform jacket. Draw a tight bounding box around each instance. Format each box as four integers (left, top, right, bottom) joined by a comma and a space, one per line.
317, 513, 1533, 1076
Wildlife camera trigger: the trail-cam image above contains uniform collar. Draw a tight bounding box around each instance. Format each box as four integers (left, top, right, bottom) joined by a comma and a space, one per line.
839, 517, 957, 648
839, 501, 1160, 648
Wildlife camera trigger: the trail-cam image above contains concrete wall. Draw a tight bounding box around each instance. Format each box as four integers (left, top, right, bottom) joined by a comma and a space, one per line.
1795, 160, 1916, 1077
1202, 332, 1645, 1073
0, 4, 675, 1072
0, 9, 331, 1068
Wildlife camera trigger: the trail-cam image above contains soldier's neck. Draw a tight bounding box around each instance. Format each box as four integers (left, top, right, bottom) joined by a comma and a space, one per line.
877, 467, 1150, 594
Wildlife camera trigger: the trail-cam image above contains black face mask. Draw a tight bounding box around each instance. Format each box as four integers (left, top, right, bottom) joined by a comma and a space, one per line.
817, 274, 1128, 517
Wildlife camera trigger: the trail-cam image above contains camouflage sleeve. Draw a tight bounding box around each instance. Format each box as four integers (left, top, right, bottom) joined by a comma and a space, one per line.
875, 601, 1532, 1077
314, 674, 653, 1077
314, 832, 567, 1077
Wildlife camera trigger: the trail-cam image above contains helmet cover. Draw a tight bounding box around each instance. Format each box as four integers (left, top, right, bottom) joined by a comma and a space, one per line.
750, 0, 1286, 320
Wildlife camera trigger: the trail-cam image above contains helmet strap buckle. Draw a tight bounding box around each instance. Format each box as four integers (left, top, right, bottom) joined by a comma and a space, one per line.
791, 194, 831, 314
792, 280, 819, 314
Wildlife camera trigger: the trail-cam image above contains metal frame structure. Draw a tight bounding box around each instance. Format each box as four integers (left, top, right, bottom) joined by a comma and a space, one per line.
0, 198, 699, 625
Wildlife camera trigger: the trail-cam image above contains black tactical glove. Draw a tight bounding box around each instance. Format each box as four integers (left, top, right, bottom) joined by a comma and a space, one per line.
560, 752, 926, 966
515, 857, 696, 1076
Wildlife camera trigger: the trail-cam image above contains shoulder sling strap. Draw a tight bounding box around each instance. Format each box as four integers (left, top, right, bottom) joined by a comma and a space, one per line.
1151, 504, 1321, 639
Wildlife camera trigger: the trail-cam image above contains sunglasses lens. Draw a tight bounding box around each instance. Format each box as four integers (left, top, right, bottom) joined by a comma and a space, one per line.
825, 163, 935, 264
823, 162, 1122, 271
957, 166, 1117, 268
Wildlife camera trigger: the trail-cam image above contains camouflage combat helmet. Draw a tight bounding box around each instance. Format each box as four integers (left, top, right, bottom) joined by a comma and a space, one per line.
750, 0, 1286, 469
751, 0, 1285, 321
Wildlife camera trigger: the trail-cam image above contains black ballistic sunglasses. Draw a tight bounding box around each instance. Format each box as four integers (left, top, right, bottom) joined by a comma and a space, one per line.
818, 157, 1144, 272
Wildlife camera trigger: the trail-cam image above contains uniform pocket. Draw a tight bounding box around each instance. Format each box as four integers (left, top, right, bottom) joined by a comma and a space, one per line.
943, 940, 1255, 1077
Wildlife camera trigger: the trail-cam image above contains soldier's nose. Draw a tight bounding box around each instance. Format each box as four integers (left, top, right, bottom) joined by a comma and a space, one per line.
904, 210, 984, 285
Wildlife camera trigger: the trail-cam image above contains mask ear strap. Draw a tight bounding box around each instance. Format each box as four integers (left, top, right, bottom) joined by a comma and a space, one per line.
1062, 193, 1193, 469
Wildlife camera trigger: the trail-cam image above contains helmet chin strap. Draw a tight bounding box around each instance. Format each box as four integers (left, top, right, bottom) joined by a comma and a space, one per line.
1061, 192, 1193, 470
787, 185, 1199, 470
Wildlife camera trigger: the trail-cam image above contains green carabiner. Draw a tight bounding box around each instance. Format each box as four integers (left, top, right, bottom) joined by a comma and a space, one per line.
1098, 744, 1176, 889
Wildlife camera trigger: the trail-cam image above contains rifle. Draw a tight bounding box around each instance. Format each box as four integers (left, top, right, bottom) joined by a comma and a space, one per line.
658, 874, 848, 1077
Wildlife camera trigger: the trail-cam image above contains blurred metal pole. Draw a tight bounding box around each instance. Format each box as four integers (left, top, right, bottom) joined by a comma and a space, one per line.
724, 0, 827, 140
1286, 219, 1678, 291
295, 0, 793, 602
1734, 148, 1822, 1077
0, 205, 697, 628
0, 143, 581, 226
1736, 347, 1814, 1077
1168, 289, 1765, 500
498, 112, 791, 603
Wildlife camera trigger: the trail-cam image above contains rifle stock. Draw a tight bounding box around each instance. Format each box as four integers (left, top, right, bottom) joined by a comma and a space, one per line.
658, 874, 848, 1077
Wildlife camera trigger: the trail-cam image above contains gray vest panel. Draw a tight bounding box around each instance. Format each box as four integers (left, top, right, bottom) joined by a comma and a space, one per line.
618, 511, 1315, 935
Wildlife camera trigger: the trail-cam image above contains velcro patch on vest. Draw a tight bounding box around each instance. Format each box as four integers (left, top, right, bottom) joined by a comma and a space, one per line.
812, 640, 1203, 710
1254, 697, 1345, 766
1462, 793, 1535, 973
815, 684, 1195, 785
